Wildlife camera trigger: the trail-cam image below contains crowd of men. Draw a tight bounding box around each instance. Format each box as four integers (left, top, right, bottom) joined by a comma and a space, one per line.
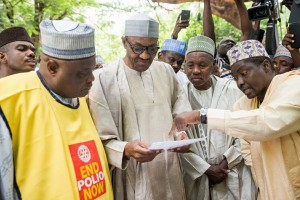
0, 0, 299, 199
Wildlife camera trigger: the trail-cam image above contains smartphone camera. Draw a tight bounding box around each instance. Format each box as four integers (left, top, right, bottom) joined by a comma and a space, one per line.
289, 22, 300, 49
180, 10, 190, 22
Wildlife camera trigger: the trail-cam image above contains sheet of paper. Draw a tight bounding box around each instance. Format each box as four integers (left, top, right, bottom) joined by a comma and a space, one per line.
149, 138, 205, 150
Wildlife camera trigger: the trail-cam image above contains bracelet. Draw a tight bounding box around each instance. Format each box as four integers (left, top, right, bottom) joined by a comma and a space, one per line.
200, 108, 207, 124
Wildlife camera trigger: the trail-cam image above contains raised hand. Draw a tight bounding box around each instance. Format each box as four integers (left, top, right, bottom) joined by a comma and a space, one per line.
282, 31, 297, 51
171, 14, 190, 40
171, 111, 200, 133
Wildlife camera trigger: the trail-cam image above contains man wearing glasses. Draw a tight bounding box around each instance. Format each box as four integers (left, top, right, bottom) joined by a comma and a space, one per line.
88, 13, 192, 200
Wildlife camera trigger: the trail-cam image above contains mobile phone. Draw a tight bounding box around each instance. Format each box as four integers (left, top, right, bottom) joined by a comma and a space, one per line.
289, 22, 300, 49
180, 10, 190, 22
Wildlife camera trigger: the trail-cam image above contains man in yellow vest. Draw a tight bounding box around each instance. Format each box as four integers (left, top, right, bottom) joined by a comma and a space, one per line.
0, 20, 113, 200
0, 27, 36, 78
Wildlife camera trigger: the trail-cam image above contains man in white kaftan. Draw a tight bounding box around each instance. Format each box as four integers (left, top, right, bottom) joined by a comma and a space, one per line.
88, 13, 191, 200
180, 35, 256, 200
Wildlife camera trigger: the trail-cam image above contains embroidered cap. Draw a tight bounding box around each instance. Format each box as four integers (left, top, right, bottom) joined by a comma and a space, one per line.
0, 27, 33, 48
39, 20, 95, 60
274, 44, 292, 58
186, 35, 215, 56
125, 13, 159, 38
161, 39, 187, 56
227, 40, 269, 66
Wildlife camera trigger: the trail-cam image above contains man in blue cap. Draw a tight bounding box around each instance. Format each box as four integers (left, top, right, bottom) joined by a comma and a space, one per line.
158, 38, 189, 84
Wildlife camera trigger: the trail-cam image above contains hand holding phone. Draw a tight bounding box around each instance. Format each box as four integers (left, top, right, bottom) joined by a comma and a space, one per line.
180, 10, 190, 22
289, 22, 300, 49
172, 11, 190, 39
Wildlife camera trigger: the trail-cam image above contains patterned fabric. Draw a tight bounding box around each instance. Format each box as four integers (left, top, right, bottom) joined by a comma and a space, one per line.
125, 13, 159, 38
186, 35, 215, 56
216, 57, 233, 79
161, 39, 187, 55
39, 20, 95, 60
227, 40, 269, 66
274, 44, 292, 58
0, 27, 33, 48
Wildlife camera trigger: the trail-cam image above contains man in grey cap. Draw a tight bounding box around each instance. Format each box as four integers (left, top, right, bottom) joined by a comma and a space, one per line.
0, 20, 113, 200
88, 13, 191, 200
273, 44, 295, 74
180, 35, 256, 200
0, 27, 36, 78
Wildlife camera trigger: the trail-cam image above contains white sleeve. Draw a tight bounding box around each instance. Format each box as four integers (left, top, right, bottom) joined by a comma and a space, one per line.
0, 113, 18, 200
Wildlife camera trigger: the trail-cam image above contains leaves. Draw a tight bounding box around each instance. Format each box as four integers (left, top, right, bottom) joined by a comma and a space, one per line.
0, 0, 290, 62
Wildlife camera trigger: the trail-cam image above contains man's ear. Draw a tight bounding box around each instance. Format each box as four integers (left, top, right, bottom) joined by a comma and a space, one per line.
46, 59, 59, 76
262, 59, 273, 73
121, 36, 126, 49
158, 52, 163, 59
0, 52, 7, 64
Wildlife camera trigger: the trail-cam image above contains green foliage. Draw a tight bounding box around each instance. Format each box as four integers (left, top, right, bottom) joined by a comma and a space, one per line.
0, 0, 96, 35
0, 0, 291, 62
182, 13, 242, 45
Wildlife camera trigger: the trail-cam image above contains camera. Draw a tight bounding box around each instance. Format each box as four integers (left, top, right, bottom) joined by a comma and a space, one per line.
180, 10, 190, 22
248, 0, 279, 21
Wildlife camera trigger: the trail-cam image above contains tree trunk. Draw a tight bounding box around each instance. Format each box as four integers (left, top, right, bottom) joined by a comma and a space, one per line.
32, 0, 46, 45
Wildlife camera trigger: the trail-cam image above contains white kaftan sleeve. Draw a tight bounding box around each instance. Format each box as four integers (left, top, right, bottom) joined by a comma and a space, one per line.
88, 69, 129, 170
180, 152, 210, 180
222, 138, 243, 169
0, 114, 18, 200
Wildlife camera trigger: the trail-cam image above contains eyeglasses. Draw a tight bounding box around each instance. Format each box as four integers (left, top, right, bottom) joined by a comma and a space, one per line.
125, 37, 159, 55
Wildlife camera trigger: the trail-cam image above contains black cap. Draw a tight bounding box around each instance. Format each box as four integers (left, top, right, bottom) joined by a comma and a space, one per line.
0, 27, 33, 48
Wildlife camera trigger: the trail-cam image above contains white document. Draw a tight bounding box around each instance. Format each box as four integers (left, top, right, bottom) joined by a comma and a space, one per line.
149, 138, 205, 150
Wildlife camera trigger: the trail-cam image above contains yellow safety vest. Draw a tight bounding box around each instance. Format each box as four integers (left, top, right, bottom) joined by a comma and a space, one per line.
0, 71, 113, 200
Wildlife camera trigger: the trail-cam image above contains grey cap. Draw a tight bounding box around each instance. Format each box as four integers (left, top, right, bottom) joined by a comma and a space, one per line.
40, 20, 95, 60
125, 13, 159, 38
274, 44, 292, 58
186, 35, 215, 56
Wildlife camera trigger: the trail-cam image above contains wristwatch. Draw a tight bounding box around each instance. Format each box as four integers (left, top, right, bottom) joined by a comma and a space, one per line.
200, 108, 207, 124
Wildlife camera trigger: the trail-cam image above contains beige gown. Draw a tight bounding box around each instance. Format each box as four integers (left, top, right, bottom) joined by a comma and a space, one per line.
88, 59, 191, 200
208, 71, 300, 199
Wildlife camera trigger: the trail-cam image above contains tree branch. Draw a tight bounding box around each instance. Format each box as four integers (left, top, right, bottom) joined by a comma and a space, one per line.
2, 0, 15, 24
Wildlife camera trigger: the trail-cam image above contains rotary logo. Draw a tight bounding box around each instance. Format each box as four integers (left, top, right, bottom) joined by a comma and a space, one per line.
78, 145, 91, 163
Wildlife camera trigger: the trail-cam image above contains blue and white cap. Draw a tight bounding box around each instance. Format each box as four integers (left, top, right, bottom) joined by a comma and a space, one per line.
125, 13, 159, 38
39, 20, 95, 60
161, 39, 187, 56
